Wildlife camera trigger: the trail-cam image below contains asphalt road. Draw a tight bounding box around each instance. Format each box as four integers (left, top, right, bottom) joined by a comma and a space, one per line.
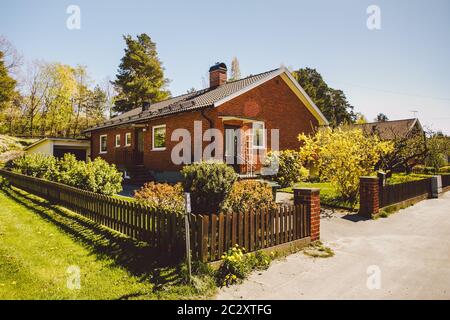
217, 192, 450, 300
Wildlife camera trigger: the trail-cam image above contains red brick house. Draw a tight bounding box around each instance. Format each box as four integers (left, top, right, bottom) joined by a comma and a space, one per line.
83, 63, 328, 182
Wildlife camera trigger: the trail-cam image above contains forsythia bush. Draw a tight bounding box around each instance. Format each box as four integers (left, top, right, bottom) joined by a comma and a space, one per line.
298, 128, 393, 201
134, 182, 184, 214
12, 153, 123, 195
181, 161, 237, 214
221, 180, 276, 213
265, 150, 309, 187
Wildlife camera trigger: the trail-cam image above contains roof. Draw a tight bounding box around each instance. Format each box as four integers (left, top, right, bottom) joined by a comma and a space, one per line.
351, 118, 423, 139
84, 67, 329, 132
24, 137, 90, 150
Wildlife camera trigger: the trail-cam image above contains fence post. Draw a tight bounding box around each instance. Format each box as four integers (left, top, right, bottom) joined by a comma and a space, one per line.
293, 188, 320, 241
359, 176, 379, 218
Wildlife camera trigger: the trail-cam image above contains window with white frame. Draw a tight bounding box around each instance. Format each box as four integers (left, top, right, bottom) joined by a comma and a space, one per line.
152, 125, 166, 150
252, 122, 265, 149
100, 135, 107, 153
115, 134, 120, 147
125, 132, 131, 146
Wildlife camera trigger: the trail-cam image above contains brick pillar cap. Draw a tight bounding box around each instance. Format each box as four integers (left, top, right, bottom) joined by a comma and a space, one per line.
293, 187, 320, 194
360, 176, 378, 181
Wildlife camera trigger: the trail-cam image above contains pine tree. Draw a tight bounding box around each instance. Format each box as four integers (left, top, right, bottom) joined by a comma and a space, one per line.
0, 51, 16, 110
113, 33, 170, 113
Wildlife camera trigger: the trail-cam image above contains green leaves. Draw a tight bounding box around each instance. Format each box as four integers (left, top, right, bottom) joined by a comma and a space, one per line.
113, 33, 170, 113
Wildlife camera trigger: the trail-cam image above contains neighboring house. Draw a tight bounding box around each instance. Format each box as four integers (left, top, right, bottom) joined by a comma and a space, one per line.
351, 118, 424, 140
24, 137, 91, 161
83, 63, 329, 182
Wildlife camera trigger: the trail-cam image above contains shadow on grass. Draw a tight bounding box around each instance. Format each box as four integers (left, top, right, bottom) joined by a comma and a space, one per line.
1, 186, 187, 290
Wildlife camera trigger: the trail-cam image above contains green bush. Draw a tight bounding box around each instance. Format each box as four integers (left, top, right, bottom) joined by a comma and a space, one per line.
439, 166, 450, 173
134, 182, 184, 214
265, 150, 309, 188
221, 180, 276, 213
10, 153, 123, 195
412, 165, 436, 174
181, 161, 237, 214
12, 153, 57, 179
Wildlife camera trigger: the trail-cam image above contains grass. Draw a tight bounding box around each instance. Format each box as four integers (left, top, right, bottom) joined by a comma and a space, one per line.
303, 241, 334, 258
280, 181, 358, 210
0, 185, 216, 300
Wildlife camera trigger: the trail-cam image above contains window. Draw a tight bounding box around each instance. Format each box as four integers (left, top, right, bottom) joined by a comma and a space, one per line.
125, 132, 131, 146
152, 125, 166, 150
252, 122, 265, 149
115, 134, 121, 147
99, 135, 107, 153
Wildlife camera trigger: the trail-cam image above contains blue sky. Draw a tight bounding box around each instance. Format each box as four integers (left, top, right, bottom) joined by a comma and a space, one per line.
1, 0, 449, 133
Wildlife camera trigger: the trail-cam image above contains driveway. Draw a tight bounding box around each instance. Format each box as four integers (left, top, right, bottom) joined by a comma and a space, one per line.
217, 192, 450, 299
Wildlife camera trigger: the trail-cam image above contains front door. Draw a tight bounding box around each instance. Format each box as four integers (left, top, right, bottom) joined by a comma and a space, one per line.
224, 125, 240, 173
135, 128, 144, 164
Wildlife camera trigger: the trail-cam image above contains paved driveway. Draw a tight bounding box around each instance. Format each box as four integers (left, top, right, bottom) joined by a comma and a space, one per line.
217, 192, 450, 299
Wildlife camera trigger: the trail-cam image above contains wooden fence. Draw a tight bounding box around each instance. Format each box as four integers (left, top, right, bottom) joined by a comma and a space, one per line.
442, 174, 450, 188
379, 177, 432, 208
190, 205, 310, 262
0, 169, 312, 263
0, 169, 184, 256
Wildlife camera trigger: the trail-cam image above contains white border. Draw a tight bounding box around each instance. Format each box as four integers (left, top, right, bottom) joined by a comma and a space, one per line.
125, 132, 131, 147
115, 134, 120, 147
252, 121, 265, 149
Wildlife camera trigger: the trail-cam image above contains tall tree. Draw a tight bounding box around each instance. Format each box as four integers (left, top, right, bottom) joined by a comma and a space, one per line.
113, 33, 170, 113
230, 57, 241, 81
375, 113, 389, 122
0, 51, 17, 110
292, 68, 355, 126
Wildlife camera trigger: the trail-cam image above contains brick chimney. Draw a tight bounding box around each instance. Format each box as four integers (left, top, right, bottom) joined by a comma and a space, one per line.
209, 62, 227, 88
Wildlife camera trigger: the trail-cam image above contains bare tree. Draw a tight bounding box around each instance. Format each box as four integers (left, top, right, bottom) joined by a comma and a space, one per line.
230, 57, 241, 81
0, 35, 23, 75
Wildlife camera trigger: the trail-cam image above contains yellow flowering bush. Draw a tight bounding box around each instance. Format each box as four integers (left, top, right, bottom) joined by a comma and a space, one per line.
298, 128, 393, 201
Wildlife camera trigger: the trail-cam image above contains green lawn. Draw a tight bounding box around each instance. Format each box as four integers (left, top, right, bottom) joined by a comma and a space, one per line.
280, 181, 358, 210
0, 186, 215, 300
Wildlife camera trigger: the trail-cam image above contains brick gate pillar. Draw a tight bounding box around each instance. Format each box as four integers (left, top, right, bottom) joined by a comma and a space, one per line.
359, 176, 379, 218
293, 188, 320, 241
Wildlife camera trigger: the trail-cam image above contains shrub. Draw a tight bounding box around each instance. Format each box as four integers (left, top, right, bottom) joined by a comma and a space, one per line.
265, 150, 309, 187
134, 182, 184, 214
83, 157, 123, 195
413, 165, 436, 174
298, 128, 393, 201
181, 161, 237, 214
439, 166, 450, 173
10, 153, 123, 195
221, 180, 276, 213
12, 153, 57, 179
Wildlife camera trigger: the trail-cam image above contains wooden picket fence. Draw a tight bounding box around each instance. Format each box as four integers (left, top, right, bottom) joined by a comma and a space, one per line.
0, 169, 185, 256
379, 177, 432, 208
0, 169, 312, 263
189, 206, 310, 262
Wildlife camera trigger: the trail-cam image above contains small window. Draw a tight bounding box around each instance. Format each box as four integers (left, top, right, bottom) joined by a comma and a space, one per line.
125, 132, 131, 146
100, 135, 107, 153
115, 134, 121, 147
152, 125, 166, 150
252, 122, 265, 149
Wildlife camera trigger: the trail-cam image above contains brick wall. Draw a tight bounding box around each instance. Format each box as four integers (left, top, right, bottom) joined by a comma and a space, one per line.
293, 188, 320, 241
